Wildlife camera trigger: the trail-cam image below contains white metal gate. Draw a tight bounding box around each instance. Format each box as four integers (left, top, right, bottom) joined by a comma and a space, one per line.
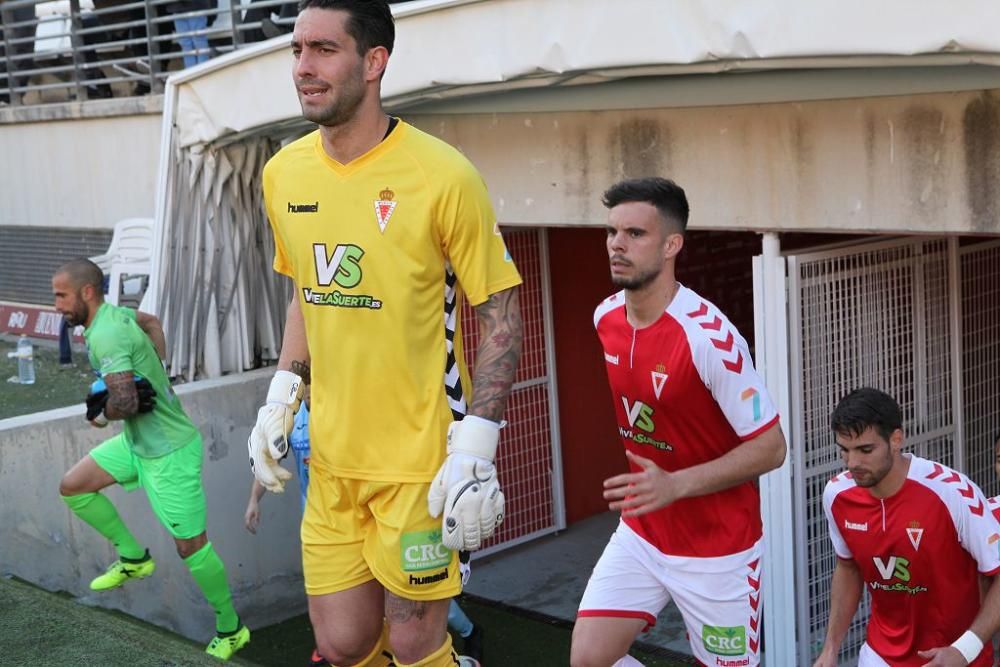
460, 228, 566, 556
754, 235, 1000, 666
960, 240, 1000, 497
785, 237, 960, 665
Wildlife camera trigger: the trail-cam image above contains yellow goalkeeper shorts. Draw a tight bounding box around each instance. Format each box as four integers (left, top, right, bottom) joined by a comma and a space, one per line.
301, 462, 460, 600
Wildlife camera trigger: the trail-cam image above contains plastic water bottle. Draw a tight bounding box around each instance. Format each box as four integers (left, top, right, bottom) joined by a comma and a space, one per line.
16, 335, 35, 385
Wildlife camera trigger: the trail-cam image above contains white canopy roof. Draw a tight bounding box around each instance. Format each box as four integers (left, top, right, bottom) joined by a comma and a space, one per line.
170, 0, 1000, 149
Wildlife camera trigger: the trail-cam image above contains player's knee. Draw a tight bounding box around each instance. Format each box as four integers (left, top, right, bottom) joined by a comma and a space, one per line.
175, 533, 207, 559
570, 634, 615, 667
315, 635, 377, 666
58, 472, 83, 497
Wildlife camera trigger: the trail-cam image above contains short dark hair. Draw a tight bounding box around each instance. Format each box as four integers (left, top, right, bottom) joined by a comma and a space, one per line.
297, 0, 395, 57
830, 387, 902, 442
56, 258, 104, 292
602, 177, 690, 232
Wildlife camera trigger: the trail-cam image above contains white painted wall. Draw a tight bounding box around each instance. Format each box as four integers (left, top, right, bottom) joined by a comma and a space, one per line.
0, 369, 306, 642
0, 112, 161, 229
5, 86, 1000, 239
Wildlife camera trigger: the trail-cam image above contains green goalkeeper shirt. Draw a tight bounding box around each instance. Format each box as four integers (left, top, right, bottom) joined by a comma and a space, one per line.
85, 302, 200, 458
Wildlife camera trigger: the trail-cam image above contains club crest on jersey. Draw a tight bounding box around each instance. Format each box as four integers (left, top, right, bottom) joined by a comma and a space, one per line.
906, 521, 923, 551
374, 187, 397, 233
651, 364, 668, 399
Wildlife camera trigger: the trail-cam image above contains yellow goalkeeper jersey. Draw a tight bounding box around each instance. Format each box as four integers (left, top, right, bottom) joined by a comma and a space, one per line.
263, 120, 522, 482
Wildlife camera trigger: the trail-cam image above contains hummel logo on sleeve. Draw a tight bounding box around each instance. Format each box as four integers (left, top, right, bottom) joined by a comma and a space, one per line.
288, 201, 319, 213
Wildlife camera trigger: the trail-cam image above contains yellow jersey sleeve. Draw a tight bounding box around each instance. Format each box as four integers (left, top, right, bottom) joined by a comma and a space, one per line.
263, 157, 294, 278
436, 164, 522, 306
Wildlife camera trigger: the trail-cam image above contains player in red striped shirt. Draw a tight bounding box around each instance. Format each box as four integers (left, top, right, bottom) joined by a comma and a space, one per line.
571, 178, 787, 667
815, 388, 1000, 667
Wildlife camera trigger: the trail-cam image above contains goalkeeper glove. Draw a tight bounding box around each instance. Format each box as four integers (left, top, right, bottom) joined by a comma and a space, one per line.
85, 378, 109, 425
85, 375, 157, 425
134, 377, 157, 413
247, 370, 302, 493
427, 416, 505, 551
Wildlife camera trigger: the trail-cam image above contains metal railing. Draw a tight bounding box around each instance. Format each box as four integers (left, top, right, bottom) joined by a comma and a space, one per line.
0, 0, 297, 105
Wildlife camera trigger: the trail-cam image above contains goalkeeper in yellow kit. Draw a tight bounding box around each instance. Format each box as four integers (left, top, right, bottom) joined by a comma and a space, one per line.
246, 2, 523, 666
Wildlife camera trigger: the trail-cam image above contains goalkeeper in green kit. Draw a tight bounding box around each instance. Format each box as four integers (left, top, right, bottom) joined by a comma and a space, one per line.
52, 258, 249, 661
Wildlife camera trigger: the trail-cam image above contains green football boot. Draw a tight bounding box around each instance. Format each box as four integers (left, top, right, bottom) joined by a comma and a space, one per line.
205, 624, 250, 661
89, 550, 156, 591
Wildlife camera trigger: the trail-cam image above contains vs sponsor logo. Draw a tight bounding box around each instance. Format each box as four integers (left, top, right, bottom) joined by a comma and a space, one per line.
622, 396, 655, 433
315, 243, 363, 288
702, 624, 747, 657
305, 243, 383, 310
618, 397, 672, 451
870, 555, 927, 595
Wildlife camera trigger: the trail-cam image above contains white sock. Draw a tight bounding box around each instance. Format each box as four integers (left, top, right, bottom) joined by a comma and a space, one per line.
612, 656, 645, 667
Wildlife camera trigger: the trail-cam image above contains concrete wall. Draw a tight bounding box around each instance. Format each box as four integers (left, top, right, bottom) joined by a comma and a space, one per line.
409, 89, 1000, 235
6, 87, 1000, 238
0, 369, 306, 642
0, 101, 161, 230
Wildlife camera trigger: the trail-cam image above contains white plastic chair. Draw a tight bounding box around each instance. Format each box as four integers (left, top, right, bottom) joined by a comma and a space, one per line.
34, 0, 95, 55
90, 218, 154, 306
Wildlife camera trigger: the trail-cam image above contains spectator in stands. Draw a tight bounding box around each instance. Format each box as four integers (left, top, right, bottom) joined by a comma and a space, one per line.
91, 0, 153, 94
167, 0, 212, 68
59, 317, 74, 366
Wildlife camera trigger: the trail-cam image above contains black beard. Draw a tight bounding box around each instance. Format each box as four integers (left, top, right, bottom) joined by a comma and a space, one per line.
611, 268, 661, 291
64, 303, 89, 327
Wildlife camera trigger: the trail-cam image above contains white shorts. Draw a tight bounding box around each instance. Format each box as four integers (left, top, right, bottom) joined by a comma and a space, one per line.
578, 520, 762, 667
858, 643, 890, 666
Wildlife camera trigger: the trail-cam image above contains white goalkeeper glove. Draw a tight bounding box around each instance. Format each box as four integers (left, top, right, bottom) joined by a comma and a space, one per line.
427, 416, 505, 551
247, 370, 303, 493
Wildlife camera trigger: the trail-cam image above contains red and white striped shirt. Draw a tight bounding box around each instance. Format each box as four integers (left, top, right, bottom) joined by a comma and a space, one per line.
594, 286, 779, 557
824, 455, 1000, 666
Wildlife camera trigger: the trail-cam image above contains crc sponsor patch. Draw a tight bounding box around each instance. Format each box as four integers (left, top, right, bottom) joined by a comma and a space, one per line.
702, 624, 747, 657
400, 529, 451, 572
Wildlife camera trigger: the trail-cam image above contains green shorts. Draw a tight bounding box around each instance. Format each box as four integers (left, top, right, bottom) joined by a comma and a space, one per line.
89, 433, 206, 539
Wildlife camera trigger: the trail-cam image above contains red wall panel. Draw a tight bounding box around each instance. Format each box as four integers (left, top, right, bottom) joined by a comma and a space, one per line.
547, 228, 762, 525
547, 228, 624, 523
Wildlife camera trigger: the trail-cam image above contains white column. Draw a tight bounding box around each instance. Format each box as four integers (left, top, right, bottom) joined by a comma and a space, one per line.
753, 232, 796, 667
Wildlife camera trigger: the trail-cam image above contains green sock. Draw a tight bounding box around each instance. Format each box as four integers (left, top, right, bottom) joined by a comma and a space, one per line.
61, 493, 145, 561
184, 541, 239, 634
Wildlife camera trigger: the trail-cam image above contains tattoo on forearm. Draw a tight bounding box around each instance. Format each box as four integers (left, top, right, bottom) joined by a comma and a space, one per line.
470, 287, 523, 422
384, 592, 428, 623
103, 371, 139, 419
290, 360, 311, 385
